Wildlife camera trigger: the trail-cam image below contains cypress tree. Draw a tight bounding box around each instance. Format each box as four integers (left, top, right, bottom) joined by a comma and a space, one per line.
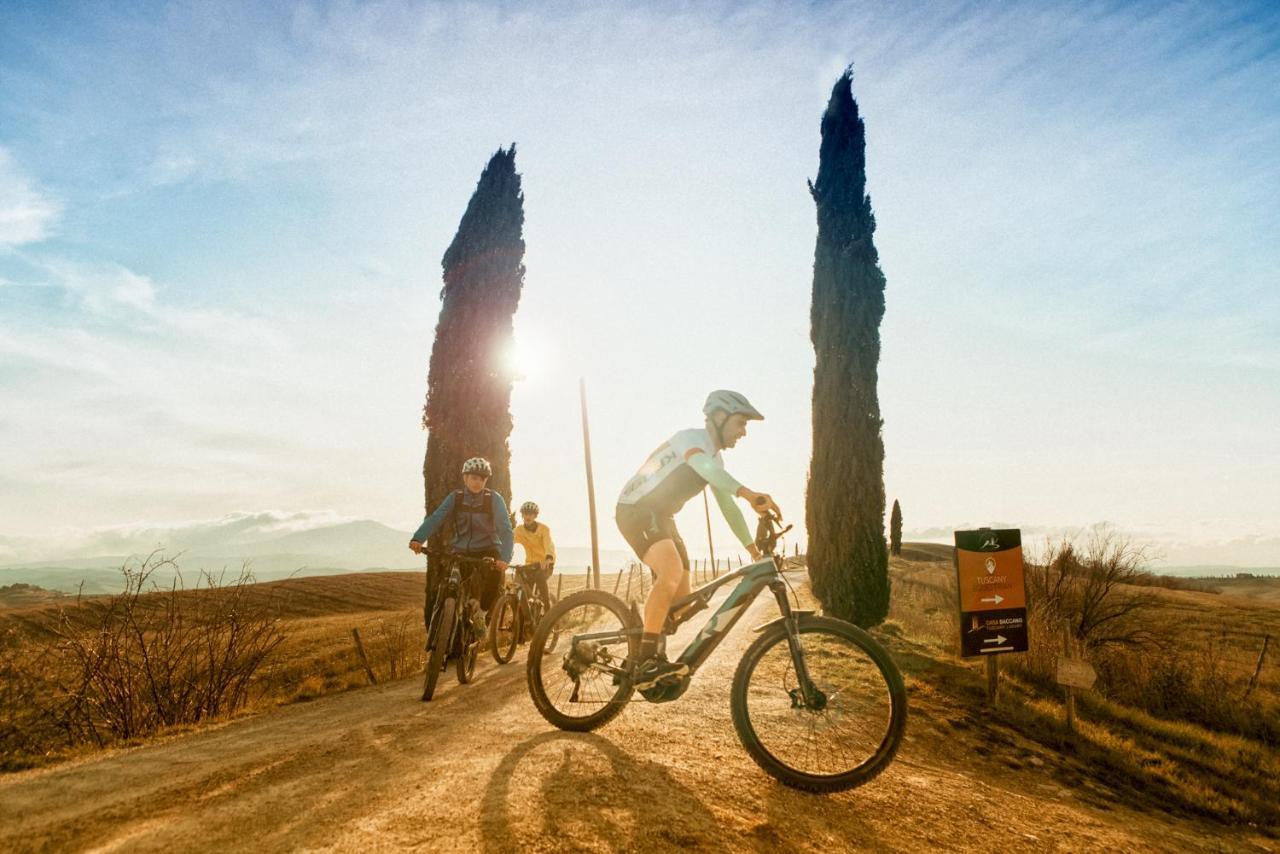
421, 146, 525, 603
890, 499, 902, 556
806, 70, 889, 627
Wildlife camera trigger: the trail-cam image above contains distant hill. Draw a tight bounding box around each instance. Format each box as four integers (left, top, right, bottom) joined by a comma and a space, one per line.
0, 518, 639, 594
0, 583, 65, 608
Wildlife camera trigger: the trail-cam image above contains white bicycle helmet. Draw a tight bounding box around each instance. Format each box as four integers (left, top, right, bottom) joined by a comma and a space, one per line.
461, 457, 492, 477
519, 501, 539, 515
703, 390, 764, 421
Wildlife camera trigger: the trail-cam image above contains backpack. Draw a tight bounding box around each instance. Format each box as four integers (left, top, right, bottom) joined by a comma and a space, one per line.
451, 488, 493, 520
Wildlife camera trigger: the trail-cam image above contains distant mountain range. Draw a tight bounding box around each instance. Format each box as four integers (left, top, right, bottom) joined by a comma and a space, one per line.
0, 518, 635, 594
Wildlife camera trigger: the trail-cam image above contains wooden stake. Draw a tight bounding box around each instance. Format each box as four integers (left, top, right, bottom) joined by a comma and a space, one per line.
351, 628, 377, 685
1244, 635, 1271, 701
1063, 623, 1076, 733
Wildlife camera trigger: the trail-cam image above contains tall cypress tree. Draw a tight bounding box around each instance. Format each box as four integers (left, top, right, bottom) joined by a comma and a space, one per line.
421, 146, 525, 601
890, 499, 903, 557
806, 70, 889, 627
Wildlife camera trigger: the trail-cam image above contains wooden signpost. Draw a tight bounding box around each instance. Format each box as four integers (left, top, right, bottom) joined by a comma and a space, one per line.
955, 528, 1029, 701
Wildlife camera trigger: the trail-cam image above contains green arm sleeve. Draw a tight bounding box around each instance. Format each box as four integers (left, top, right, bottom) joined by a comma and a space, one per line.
686, 451, 744, 496
712, 485, 754, 549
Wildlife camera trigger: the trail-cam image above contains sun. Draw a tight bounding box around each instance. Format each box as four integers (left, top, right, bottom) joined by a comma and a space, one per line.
501, 334, 543, 381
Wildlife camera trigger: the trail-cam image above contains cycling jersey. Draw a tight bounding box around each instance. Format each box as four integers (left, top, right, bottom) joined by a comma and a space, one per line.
616, 427, 752, 548
514, 521, 556, 565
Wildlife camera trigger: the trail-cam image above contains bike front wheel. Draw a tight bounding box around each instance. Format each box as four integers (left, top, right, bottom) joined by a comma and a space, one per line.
490, 594, 519, 664
457, 601, 479, 684
731, 615, 907, 792
422, 596, 456, 702
526, 589, 637, 732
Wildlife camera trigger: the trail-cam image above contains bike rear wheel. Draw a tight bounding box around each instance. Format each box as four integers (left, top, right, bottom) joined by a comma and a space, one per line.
490, 594, 519, 664
730, 615, 906, 792
422, 596, 456, 702
526, 590, 637, 732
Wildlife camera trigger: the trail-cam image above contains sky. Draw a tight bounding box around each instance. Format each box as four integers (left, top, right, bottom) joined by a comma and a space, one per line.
1, 0, 1278, 568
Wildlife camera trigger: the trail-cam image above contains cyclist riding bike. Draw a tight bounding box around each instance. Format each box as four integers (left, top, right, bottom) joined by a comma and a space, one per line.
615, 390, 781, 690
409, 457, 513, 633
513, 500, 556, 606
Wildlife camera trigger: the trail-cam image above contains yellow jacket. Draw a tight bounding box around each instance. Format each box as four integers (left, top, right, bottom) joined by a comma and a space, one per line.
514, 521, 556, 565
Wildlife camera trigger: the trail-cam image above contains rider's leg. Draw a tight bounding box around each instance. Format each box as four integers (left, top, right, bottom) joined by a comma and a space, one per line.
641, 538, 686, 637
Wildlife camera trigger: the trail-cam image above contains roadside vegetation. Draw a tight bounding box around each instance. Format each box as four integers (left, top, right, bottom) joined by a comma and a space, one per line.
0, 558, 603, 771
887, 533, 1279, 835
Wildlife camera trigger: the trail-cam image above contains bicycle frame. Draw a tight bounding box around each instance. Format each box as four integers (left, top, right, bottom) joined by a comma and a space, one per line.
570, 555, 797, 678
427, 555, 486, 651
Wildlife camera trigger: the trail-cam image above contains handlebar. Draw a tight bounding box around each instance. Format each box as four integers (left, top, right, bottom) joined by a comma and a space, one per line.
754, 514, 793, 556
424, 548, 498, 567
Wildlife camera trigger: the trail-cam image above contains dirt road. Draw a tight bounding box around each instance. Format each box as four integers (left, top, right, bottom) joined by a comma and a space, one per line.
0, 583, 1261, 853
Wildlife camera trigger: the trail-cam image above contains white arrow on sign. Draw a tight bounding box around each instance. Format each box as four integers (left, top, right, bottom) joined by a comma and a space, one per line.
981, 594, 1004, 605
983, 635, 1008, 645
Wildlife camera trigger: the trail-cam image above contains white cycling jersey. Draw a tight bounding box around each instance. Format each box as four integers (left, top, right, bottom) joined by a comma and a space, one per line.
616, 428, 727, 514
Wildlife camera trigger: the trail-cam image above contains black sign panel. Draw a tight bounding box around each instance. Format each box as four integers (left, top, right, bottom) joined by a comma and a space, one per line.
959, 607, 1029, 657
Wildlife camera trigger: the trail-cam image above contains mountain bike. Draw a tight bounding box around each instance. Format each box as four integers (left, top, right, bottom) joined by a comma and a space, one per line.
525, 516, 907, 792
489, 563, 560, 664
422, 551, 495, 701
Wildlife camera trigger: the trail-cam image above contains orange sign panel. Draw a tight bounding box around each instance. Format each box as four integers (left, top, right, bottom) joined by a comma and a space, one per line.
956, 545, 1026, 612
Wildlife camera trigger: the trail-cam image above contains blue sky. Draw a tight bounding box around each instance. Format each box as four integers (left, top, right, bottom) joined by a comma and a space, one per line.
1, 1, 1278, 566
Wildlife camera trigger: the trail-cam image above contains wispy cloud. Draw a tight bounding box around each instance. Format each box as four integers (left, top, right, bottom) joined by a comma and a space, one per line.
0, 147, 60, 246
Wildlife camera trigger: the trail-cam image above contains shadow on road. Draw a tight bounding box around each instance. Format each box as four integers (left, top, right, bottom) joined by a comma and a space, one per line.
480, 729, 723, 852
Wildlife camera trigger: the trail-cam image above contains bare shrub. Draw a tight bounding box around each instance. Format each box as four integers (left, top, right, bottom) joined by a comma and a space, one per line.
372, 613, 423, 680
43, 553, 284, 746
1026, 527, 1158, 652
1011, 528, 1276, 743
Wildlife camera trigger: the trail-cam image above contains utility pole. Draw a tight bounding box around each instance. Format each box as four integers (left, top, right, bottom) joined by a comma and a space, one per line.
580, 377, 601, 589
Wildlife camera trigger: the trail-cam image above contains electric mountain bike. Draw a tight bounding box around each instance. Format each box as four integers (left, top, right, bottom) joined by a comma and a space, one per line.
422, 551, 495, 701
525, 516, 907, 792
489, 563, 560, 664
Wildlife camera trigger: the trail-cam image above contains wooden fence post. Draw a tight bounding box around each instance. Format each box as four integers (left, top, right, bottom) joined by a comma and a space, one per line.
1062, 624, 1076, 733
1244, 635, 1271, 701
351, 628, 377, 685
613, 568, 623, 594
555, 573, 563, 600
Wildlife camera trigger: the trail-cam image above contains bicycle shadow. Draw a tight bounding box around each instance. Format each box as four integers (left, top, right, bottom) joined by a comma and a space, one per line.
478, 730, 723, 852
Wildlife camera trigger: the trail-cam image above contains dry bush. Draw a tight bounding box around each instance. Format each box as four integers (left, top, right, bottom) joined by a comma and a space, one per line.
1025, 528, 1159, 652
371, 614, 424, 680
1011, 528, 1276, 744
8, 554, 284, 755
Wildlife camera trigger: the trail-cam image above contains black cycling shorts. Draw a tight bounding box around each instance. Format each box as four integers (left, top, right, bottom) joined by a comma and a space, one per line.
615, 503, 690, 572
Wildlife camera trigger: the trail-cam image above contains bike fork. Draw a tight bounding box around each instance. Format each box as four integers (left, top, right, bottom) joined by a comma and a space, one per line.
770, 581, 822, 707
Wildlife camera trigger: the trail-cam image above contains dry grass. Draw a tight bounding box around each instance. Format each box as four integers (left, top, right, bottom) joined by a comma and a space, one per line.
0, 566, 618, 771
883, 541, 1280, 834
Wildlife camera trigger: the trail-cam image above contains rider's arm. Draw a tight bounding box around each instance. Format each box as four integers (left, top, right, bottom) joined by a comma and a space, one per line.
542, 524, 556, 560
711, 484, 754, 549
492, 492, 515, 562
685, 449, 745, 496
411, 492, 456, 542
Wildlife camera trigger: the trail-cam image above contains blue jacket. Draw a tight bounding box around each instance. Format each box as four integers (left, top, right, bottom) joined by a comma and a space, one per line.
412, 489, 514, 561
